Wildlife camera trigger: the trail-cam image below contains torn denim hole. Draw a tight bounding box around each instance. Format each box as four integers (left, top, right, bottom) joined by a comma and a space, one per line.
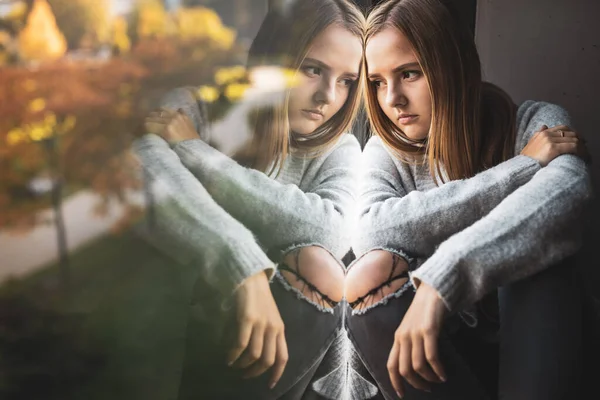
347, 246, 415, 273
351, 280, 415, 316
274, 271, 335, 314
279, 242, 346, 272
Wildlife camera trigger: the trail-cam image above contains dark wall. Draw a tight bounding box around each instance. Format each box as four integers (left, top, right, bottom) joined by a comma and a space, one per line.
475, 0, 600, 381
475, 0, 600, 280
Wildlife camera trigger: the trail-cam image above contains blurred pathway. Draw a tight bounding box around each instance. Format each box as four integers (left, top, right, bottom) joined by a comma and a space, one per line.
0, 190, 145, 283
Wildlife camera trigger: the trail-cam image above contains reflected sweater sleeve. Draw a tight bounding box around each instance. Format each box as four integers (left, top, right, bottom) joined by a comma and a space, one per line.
133, 134, 274, 296
172, 134, 361, 261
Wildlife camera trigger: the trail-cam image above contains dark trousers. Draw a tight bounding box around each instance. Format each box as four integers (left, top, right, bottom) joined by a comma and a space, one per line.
177, 272, 343, 400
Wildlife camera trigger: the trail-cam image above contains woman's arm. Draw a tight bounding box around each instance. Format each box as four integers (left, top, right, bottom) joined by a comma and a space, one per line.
353, 101, 586, 262
411, 151, 592, 313
171, 134, 360, 261
410, 101, 593, 312
353, 135, 540, 260
133, 134, 274, 296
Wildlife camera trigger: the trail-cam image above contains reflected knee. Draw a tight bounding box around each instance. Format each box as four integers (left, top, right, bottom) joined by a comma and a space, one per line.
345, 250, 410, 311
279, 246, 345, 308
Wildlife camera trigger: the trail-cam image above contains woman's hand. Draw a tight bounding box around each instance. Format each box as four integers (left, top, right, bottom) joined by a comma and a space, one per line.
228, 270, 288, 389
521, 124, 587, 167
144, 107, 199, 146
387, 282, 448, 398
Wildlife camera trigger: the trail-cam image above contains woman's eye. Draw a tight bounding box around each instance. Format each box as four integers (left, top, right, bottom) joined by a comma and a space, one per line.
340, 78, 356, 87
303, 66, 321, 77
402, 70, 421, 80
371, 80, 385, 88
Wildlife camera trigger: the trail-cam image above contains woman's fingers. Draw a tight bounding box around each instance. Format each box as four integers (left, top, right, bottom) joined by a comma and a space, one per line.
234, 324, 265, 369
227, 319, 253, 366
553, 142, 579, 155
400, 338, 430, 392
242, 327, 277, 379
412, 335, 441, 383
424, 332, 447, 383
269, 333, 289, 389
387, 341, 404, 398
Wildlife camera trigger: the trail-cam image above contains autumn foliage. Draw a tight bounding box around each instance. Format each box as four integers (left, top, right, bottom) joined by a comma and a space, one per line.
0, 3, 246, 232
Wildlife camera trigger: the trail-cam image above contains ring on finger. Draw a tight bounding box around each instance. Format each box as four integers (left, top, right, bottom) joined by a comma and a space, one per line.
557, 129, 564, 137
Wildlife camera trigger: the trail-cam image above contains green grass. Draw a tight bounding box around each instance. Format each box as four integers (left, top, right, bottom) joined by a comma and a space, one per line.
1, 230, 200, 400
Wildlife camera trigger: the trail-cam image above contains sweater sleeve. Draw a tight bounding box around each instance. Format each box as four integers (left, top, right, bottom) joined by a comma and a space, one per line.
411, 101, 594, 312
132, 134, 274, 296
171, 134, 360, 261
352, 136, 541, 260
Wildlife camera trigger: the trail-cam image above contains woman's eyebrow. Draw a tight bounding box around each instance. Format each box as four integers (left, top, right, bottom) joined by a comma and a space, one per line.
304, 57, 359, 78
368, 61, 420, 79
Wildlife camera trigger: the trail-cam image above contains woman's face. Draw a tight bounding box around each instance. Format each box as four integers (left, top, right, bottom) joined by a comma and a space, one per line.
366, 27, 432, 141
287, 25, 362, 135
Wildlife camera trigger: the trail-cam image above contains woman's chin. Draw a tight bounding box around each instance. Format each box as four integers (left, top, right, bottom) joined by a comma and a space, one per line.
290, 121, 320, 136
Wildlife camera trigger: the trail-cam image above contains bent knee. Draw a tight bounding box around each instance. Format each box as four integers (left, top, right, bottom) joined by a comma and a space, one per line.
280, 246, 345, 306
345, 250, 409, 310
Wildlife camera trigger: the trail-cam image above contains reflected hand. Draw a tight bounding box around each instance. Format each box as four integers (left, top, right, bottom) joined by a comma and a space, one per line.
228, 270, 288, 389
144, 107, 199, 146
387, 282, 448, 398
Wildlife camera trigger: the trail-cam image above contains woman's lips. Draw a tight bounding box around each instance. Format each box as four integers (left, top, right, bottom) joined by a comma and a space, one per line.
302, 109, 324, 121
398, 115, 418, 124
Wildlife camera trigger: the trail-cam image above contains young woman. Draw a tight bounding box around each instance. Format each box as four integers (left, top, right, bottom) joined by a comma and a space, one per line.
133, 1, 365, 398
346, 0, 592, 399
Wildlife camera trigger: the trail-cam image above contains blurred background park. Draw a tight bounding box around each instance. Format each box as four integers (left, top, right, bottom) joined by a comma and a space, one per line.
0, 1, 270, 399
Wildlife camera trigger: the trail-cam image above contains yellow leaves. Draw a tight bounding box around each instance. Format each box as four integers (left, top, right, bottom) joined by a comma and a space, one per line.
225, 83, 250, 101
18, 0, 67, 62
113, 16, 131, 54
173, 7, 237, 49
28, 122, 53, 141
214, 65, 247, 86
28, 97, 46, 113
7, 128, 27, 146
197, 86, 219, 103
4, 113, 76, 146
137, 2, 168, 38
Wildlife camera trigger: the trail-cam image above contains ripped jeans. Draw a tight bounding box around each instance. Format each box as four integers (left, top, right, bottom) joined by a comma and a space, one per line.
177, 249, 582, 400
176, 249, 345, 400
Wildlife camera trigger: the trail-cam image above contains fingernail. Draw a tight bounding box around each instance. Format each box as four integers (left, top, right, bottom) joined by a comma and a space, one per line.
269, 381, 276, 389
396, 391, 403, 399
441, 375, 447, 382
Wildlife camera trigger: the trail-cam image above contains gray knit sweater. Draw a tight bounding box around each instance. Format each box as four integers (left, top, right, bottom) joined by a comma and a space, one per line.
353, 101, 593, 313
132, 88, 360, 296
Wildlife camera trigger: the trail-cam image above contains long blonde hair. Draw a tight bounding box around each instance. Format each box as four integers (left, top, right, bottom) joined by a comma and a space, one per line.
363, 0, 516, 183
236, 0, 366, 175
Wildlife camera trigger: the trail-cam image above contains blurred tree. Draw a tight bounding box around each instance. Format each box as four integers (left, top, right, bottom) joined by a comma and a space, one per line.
111, 16, 131, 55
18, 0, 67, 63
47, 0, 109, 49
173, 6, 235, 49
128, 0, 170, 42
